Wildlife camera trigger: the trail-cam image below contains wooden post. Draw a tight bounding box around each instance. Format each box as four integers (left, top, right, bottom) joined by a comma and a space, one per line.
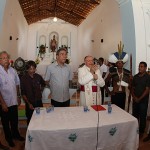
127, 54, 132, 112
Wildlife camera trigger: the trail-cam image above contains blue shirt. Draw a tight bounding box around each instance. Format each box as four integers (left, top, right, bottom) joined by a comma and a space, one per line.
45, 62, 72, 102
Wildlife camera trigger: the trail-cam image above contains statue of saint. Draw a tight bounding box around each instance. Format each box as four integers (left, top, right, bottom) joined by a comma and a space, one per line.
50, 35, 57, 52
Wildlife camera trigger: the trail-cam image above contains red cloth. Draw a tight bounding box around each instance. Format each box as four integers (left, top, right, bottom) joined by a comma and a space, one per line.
91, 105, 106, 111
80, 85, 97, 92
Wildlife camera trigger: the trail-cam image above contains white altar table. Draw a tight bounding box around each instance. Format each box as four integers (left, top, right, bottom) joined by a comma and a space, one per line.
25, 105, 139, 150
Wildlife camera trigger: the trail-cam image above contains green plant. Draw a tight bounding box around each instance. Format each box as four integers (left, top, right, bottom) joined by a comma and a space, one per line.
39, 44, 46, 54
35, 57, 40, 64
65, 58, 70, 64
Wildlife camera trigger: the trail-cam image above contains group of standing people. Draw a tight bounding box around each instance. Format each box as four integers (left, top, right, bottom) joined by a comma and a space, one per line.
0, 48, 71, 148
0, 46, 150, 149
78, 50, 150, 142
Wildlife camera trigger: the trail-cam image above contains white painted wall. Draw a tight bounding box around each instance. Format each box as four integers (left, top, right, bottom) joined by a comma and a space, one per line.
0, 0, 6, 33
132, 0, 150, 72
0, 0, 122, 74
116, 0, 136, 74
27, 20, 78, 71
0, 0, 150, 75
78, 0, 122, 65
0, 0, 28, 60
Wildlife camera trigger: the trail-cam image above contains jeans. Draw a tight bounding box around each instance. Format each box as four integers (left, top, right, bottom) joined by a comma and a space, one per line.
51, 99, 70, 107
0, 105, 20, 142
132, 97, 148, 133
111, 92, 126, 110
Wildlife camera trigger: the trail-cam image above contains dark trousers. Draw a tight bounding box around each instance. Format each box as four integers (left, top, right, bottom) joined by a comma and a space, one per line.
0, 105, 20, 142
132, 98, 148, 133
51, 99, 70, 107
111, 92, 126, 110
100, 87, 104, 104
26, 100, 43, 125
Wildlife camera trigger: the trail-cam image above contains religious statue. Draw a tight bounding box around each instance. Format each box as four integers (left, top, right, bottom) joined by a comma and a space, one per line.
50, 35, 57, 52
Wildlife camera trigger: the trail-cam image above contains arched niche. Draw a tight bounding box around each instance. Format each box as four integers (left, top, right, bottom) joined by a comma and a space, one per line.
39, 35, 46, 46
49, 32, 59, 52
38, 35, 46, 54
61, 36, 68, 47
61, 35, 71, 55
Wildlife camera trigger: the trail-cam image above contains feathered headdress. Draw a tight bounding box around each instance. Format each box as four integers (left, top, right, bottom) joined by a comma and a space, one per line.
108, 41, 128, 63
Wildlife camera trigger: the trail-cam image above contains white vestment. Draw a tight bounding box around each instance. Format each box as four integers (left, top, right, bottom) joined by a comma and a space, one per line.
78, 65, 105, 106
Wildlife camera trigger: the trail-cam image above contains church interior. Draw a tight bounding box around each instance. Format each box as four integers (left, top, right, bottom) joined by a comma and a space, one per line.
0, 0, 150, 150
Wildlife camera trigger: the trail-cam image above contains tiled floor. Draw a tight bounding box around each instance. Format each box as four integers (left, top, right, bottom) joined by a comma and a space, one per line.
0, 128, 26, 150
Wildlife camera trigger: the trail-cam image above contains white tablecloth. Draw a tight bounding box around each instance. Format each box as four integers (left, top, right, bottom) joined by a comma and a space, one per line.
25, 105, 139, 150
42, 88, 77, 104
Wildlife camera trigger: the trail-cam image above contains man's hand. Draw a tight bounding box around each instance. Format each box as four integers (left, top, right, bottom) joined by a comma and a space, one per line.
93, 74, 98, 80
17, 97, 21, 106
29, 104, 34, 110
90, 65, 98, 74
133, 96, 140, 103
1, 103, 8, 112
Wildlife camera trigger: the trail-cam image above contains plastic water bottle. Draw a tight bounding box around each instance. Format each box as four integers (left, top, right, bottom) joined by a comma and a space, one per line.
35, 107, 40, 114
83, 106, 89, 112
108, 101, 112, 114
46, 105, 54, 113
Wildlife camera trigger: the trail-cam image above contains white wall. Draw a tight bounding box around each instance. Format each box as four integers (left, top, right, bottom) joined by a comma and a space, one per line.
0, 0, 6, 33
0, 0, 123, 73
132, 0, 150, 72
78, 0, 122, 65
0, 0, 149, 75
116, 0, 136, 73
0, 0, 28, 60
27, 20, 78, 71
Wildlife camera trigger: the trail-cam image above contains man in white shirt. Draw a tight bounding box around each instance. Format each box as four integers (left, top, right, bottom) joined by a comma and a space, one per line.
0, 51, 24, 147
99, 57, 107, 104
78, 56, 105, 106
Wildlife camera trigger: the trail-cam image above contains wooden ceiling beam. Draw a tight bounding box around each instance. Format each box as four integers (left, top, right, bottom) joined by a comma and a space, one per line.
77, 0, 100, 5
57, 5, 85, 19
19, 0, 100, 25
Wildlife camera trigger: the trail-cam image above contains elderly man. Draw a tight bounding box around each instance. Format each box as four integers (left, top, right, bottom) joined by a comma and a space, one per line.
0, 51, 24, 147
78, 56, 105, 106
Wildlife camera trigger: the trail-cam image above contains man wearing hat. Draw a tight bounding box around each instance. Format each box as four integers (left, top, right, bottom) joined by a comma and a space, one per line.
105, 42, 130, 110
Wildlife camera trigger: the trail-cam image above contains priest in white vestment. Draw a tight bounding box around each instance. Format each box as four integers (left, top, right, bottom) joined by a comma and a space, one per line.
78, 56, 105, 106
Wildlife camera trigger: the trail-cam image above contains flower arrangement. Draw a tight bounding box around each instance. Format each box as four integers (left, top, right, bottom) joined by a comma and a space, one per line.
39, 44, 46, 54
9, 59, 14, 67
65, 58, 70, 64
35, 56, 40, 64
59, 45, 70, 52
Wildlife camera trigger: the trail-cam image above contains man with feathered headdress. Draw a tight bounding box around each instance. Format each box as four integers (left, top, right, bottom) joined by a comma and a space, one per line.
105, 42, 130, 110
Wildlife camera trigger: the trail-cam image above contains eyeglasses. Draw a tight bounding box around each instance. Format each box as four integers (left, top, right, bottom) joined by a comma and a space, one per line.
0, 57, 9, 60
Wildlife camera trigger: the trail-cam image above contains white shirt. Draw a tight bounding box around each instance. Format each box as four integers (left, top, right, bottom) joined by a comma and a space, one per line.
0, 65, 20, 107
100, 64, 107, 79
